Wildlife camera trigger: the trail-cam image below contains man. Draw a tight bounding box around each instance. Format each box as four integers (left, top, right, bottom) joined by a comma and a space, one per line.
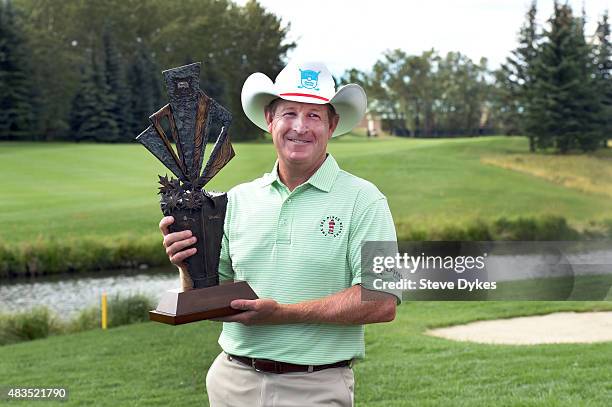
159, 60, 400, 406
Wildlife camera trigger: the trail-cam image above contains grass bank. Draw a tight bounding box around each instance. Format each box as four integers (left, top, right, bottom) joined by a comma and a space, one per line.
0, 233, 166, 278
1, 301, 612, 406
0, 294, 153, 345
1, 215, 610, 278
481, 150, 612, 198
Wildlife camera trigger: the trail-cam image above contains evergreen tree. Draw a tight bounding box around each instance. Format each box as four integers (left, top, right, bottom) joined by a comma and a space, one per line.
127, 46, 153, 138
102, 24, 130, 141
90, 56, 120, 142
0, 0, 35, 140
69, 52, 119, 142
149, 53, 163, 111
572, 9, 601, 151
500, 1, 539, 150
594, 11, 612, 148
126, 43, 162, 138
528, 2, 599, 153
69, 62, 98, 142
200, 61, 225, 106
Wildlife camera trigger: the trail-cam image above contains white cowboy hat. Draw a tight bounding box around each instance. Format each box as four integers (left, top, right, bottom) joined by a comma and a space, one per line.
241, 60, 367, 137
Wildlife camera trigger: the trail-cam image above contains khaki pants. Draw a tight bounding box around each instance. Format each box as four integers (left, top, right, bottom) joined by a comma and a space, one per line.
205, 352, 354, 407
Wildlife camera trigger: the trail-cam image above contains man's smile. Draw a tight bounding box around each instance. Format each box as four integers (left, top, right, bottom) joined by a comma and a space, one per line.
287, 137, 312, 144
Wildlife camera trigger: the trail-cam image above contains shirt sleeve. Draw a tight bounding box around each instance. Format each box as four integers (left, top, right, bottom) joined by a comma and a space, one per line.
347, 191, 402, 304
218, 192, 235, 282
218, 230, 234, 282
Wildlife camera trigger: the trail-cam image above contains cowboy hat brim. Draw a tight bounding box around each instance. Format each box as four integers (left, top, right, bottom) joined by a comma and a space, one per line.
241, 73, 367, 138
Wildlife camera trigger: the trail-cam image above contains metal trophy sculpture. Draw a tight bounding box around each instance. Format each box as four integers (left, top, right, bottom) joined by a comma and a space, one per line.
136, 62, 257, 325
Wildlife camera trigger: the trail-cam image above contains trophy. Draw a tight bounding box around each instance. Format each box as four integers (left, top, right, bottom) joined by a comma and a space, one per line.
136, 62, 258, 325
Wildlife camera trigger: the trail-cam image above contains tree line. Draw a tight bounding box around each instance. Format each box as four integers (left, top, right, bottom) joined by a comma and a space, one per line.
343, 50, 491, 137
0, 0, 294, 142
342, 1, 611, 153
1, 0, 610, 152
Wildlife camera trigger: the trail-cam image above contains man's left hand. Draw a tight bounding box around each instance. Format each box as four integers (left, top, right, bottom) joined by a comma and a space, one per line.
214, 299, 287, 325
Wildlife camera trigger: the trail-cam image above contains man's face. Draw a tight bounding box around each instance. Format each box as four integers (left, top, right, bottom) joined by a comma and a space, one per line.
265, 100, 339, 167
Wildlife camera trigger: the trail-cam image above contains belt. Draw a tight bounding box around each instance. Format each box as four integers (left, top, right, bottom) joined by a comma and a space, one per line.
227, 353, 351, 374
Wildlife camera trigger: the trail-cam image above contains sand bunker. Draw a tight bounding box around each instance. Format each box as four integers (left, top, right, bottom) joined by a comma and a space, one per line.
426, 312, 612, 345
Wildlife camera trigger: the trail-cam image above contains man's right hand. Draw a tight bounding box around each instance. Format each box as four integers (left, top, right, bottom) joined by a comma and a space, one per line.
159, 216, 197, 271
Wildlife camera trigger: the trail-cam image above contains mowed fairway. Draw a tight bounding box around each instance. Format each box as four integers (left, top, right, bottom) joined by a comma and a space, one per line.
1, 136, 611, 243
1, 301, 612, 406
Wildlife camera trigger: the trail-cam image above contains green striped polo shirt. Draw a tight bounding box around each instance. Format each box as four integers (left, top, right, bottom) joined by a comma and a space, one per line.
217, 153, 398, 365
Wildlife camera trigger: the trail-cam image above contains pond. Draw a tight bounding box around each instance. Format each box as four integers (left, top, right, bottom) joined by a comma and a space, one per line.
0, 267, 178, 318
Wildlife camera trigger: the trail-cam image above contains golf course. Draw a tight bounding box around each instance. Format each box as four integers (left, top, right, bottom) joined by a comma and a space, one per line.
1, 135, 612, 406
1, 135, 611, 243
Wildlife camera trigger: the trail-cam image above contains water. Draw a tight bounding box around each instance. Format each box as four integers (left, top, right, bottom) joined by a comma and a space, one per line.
0, 267, 179, 318
1, 247, 610, 317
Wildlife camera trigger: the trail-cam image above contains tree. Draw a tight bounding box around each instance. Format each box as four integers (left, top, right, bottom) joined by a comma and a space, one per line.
90, 55, 120, 142
0, 0, 35, 140
12, 0, 294, 142
69, 52, 119, 142
126, 41, 162, 138
528, 2, 600, 153
490, 68, 521, 135
148, 0, 294, 140
355, 50, 438, 137
103, 24, 130, 141
436, 52, 489, 136
342, 49, 491, 137
222, 0, 295, 139
572, 8, 602, 151
361, 59, 407, 135
498, 1, 539, 148
594, 11, 612, 148
401, 50, 437, 137
69, 62, 98, 141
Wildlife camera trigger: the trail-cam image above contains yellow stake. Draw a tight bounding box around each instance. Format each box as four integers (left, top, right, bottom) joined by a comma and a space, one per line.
101, 293, 108, 330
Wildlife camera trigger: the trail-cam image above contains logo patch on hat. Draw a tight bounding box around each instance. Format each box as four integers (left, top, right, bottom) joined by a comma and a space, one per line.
298, 69, 320, 91
320, 216, 343, 237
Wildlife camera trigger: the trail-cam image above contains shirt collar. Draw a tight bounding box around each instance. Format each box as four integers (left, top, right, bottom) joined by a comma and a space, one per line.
261, 154, 339, 193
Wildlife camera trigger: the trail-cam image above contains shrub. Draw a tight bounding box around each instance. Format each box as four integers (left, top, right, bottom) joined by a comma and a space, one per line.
67, 293, 154, 332
0, 293, 156, 346
0, 233, 169, 277
107, 293, 154, 327
396, 215, 605, 241
493, 215, 580, 241
68, 307, 100, 333
0, 242, 22, 278
0, 307, 61, 345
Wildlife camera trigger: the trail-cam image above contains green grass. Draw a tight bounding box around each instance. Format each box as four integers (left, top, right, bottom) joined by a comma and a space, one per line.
482, 152, 612, 198
0, 234, 169, 277
1, 136, 611, 243
0, 294, 153, 345
1, 301, 612, 406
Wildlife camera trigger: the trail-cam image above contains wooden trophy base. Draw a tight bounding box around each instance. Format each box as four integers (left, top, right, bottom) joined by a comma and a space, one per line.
149, 281, 258, 325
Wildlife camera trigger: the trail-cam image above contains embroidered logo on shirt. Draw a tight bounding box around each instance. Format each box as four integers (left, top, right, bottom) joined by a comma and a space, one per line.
320, 216, 343, 237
